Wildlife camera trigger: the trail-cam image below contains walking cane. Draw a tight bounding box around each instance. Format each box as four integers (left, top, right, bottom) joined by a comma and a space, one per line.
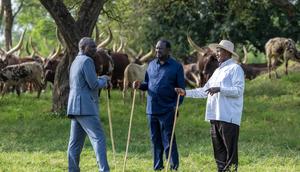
122, 89, 137, 172
165, 94, 181, 172
106, 89, 116, 170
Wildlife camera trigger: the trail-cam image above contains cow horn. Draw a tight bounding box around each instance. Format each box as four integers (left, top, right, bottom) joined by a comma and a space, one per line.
30, 50, 36, 58
7, 28, 27, 55
0, 47, 6, 55
190, 72, 201, 87
242, 45, 248, 64
185, 74, 197, 87
97, 27, 113, 48
117, 38, 124, 53
50, 45, 62, 59
139, 46, 155, 63
47, 48, 56, 59
30, 36, 43, 57
112, 42, 117, 52
137, 48, 143, 58
25, 39, 31, 55
187, 35, 206, 57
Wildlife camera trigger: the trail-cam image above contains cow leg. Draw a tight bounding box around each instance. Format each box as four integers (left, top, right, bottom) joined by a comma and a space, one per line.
272, 58, 279, 79
267, 57, 272, 79
16, 85, 21, 97
1, 84, 8, 97
122, 86, 127, 103
139, 90, 142, 102
130, 89, 133, 99
142, 91, 145, 103
0, 83, 3, 93
285, 59, 289, 75
36, 82, 42, 98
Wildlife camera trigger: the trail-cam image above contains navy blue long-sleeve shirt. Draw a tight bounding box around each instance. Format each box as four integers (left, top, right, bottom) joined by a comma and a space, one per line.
139, 57, 185, 115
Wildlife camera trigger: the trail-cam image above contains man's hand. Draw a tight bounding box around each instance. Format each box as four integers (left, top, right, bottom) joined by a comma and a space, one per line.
99, 75, 112, 89
132, 80, 141, 89
174, 88, 186, 96
205, 87, 220, 96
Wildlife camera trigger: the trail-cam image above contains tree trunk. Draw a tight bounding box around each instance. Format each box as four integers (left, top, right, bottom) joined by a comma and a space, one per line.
39, 0, 105, 113
2, 0, 13, 50
0, 1, 4, 29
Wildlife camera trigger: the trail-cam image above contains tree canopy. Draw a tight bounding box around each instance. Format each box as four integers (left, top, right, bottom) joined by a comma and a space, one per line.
1, 0, 299, 58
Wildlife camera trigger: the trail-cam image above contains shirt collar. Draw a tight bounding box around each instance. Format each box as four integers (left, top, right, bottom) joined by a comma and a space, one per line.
156, 56, 171, 65
219, 58, 234, 68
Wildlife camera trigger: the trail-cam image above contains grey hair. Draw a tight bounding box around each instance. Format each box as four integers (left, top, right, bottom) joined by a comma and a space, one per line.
78, 37, 95, 52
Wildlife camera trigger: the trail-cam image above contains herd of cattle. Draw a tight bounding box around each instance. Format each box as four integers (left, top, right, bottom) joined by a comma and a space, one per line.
0, 28, 299, 98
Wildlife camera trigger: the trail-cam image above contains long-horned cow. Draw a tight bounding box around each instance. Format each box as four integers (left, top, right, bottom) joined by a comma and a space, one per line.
0, 29, 27, 93
0, 62, 44, 98
187, 35, 219, 86
122, 47, 155, 101
0, 29, 26, 68
265, 37, 300, 78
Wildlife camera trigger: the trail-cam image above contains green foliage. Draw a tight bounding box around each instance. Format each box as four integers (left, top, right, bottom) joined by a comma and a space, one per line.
1, 69, 300, 171
4, 0, 300, 61
96, 0, 300, 59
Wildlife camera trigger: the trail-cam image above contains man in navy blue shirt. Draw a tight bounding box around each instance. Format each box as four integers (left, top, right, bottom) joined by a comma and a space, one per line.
133, 40, 185, 171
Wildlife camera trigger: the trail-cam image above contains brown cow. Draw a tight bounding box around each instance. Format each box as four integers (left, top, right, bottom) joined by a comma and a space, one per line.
187, 35, 219, 86
111, 52, 130, 89
43, 46, 63, 85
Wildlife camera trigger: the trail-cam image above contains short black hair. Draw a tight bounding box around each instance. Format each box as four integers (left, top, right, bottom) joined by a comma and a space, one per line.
78, 37, 95, 52
159, 39, 171, 49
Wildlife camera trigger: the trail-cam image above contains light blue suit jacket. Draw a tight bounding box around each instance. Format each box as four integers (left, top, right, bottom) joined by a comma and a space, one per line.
67, 53, 107, 116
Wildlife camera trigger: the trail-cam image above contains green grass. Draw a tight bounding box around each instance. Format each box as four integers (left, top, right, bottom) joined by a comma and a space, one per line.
1, 65, 300, 171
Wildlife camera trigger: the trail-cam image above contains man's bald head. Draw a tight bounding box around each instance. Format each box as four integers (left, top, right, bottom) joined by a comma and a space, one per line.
78, 37, 97, 58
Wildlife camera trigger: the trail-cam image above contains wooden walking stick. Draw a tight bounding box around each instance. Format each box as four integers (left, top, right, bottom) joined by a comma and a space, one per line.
165, 94, 181, 172
106, 89, 116, 170
122, 89, 137, 172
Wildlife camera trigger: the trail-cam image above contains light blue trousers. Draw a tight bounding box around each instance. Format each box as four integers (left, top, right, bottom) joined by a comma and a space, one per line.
67, 115, 110, 172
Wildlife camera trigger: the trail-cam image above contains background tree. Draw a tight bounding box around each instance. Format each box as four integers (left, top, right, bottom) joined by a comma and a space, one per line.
39, 0, 106, 112
1, 0, 23, 50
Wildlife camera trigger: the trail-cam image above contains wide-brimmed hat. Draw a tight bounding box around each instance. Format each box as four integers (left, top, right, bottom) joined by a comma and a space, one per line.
209, 40, 239, 58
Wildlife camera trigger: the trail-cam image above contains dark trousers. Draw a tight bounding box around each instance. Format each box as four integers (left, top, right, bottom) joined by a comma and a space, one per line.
210, 120, 239, 172
147, 110, 179, 171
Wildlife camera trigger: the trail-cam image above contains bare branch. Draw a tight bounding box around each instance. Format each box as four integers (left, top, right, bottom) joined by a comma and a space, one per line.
39, 0, 80, 49
76, 0, 105, 37
101, 7, 123, 23
12, 0, 24, 19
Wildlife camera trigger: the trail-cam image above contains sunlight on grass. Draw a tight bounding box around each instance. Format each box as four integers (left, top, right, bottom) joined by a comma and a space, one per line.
0, 68, 300, 171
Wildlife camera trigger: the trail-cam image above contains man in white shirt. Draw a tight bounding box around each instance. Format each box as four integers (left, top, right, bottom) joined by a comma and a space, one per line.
175, 40, 244, 172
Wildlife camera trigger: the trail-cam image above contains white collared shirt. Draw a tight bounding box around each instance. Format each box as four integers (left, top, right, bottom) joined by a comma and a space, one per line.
186, 58, 245, 126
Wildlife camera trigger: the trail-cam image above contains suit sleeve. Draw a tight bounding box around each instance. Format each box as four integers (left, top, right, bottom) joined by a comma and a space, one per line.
139, 70, 149, 91
176, 64, 185, 104
82, 59, 107, 89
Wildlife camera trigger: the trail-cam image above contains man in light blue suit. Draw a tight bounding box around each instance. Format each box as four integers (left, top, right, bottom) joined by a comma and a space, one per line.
67, 37, 110, 172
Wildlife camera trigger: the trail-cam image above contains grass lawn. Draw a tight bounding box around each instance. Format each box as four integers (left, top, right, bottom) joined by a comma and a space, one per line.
0, 64, 300, 171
